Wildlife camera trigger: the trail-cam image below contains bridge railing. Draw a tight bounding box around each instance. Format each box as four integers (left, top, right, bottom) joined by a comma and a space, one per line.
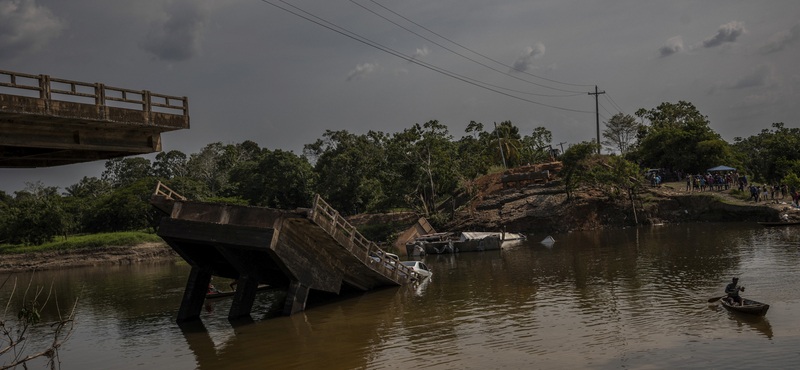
153, 181, 187, 201
0, 69, 188, 116
311, 194, 420, 283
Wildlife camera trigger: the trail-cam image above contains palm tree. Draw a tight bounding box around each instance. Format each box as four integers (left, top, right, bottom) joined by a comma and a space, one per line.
488, 121, 522, 168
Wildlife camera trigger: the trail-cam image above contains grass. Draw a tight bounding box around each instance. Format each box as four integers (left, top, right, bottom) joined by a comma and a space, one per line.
728, 189, 752, 201
0, 231, 164, 255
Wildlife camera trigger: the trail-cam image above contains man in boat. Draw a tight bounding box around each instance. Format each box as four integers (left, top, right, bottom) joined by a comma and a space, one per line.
725, 277, 745, 305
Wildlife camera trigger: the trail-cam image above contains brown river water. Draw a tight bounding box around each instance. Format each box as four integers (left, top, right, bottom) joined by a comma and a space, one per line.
3, 222, 800, 369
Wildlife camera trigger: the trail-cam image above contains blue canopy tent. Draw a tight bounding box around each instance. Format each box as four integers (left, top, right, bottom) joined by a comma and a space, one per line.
708, 165, 736, 172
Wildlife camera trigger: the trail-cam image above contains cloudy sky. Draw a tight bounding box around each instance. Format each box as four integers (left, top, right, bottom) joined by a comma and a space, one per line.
2, 0, 799, 193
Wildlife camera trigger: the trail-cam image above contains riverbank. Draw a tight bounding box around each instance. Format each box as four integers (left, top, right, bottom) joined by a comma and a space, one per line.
448, 180, 798, 234
0, 242, 177, 273
2, 181, 797, 274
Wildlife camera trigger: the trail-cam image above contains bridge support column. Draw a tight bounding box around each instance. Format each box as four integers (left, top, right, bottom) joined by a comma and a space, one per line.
228, 276, 258, 320
283, 280, 310, 316
177, 266, 212, 322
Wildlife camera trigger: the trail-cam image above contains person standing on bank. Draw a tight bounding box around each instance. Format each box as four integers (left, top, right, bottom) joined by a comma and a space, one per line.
725, 277, 745, 305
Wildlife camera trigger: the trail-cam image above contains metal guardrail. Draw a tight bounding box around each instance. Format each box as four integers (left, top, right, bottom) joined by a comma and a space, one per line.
311, 194, 420, 283
153, 181, 187, 201
0, 69, 188, 116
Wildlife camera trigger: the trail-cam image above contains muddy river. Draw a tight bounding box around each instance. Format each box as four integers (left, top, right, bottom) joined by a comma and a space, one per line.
3, 222, 800, 369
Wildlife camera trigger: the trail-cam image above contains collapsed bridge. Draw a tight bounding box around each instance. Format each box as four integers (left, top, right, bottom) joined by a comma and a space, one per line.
151, 183, 421, 322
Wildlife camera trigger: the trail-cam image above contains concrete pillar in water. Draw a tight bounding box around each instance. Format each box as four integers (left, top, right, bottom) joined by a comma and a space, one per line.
283, 280, 310, 315
177, 266, 212, 322
228, 276, 259, 320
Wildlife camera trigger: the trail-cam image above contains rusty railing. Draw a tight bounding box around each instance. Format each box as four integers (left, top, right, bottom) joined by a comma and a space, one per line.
153, 181, 187, 201
310, 194, 420, 283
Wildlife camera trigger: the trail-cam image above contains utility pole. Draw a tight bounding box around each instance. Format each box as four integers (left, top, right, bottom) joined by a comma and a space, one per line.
588, 85, 605, 154
557, 141, 567, 153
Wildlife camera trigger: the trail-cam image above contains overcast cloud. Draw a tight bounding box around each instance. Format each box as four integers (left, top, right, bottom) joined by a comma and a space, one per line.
731, 64, 775, 90
659, 36, 683, 57
346, 62, 378, 81
0, 0, 65, 57
702, 21, 746, 48
140, 1, 210, 61
510, 43, 545, 72
759, 20, 800, 54
1, 0, 799, 193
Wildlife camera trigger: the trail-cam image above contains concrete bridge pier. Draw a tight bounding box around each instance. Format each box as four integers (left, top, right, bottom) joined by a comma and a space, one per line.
177, 266, 213, 323
283, 280, 311, 316
229, 275, 259, 320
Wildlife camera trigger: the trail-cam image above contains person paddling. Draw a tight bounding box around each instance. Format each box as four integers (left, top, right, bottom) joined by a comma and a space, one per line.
725, 277, 745, 306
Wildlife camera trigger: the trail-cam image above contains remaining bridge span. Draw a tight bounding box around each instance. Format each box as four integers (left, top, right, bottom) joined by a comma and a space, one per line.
1, 69, 189, 168
151, 183, 420, 322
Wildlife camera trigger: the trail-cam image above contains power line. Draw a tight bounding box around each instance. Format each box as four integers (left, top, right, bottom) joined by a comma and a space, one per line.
598, 100, 614, 117
369, 0, 595, 89
604, 92, 627, 115
350, 0, 587, 94
260, 0, 593, 114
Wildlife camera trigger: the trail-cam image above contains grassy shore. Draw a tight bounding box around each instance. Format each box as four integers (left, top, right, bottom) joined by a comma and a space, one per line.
0, 231, 164, 255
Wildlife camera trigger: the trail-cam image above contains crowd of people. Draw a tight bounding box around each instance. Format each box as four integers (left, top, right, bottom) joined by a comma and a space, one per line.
645, 167, 800, 207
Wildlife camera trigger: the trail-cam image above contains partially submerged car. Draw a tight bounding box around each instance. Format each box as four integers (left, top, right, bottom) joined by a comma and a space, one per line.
400, 261, 433, 279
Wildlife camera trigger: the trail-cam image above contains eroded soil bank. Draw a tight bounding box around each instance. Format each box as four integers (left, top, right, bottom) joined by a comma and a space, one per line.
0, 242, 177, 273
448, 181, 797, 234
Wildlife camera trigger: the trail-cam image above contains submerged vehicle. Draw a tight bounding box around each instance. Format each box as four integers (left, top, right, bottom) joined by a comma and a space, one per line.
400, 261, 433, 279
406, 231, 525, 256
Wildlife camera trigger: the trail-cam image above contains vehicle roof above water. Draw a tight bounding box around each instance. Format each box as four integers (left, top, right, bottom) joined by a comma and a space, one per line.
401, 261, 416, 266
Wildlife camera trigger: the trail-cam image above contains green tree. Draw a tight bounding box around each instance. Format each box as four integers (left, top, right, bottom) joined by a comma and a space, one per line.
102, 157, 154, 188
519, 126, 553, 165
2, 196, 71, 245
304, 130, 389, 214
488, 121, 522, 167
633, 101, 729, 173
602, 113, 640, 155
560, 141, 600, 200
229, 149, 315, 209
86, 178, 163, 232
64, 176, 111, 198
733, 122, 800, 182
387, 120, 458, 217
153, 150, 188, 179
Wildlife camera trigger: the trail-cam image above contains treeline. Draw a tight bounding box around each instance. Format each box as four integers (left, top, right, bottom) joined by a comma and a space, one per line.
1, 101, 799, 246
0, 120, 552, 245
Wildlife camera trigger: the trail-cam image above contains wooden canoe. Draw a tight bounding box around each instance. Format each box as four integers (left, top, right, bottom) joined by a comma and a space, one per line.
758, 221, 800, 227
719, 297, 770, 316
206, 285, 273, 299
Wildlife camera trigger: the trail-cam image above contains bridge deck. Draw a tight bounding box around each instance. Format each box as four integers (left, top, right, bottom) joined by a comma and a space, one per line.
151, 183, 420, 321
1, 69, 189, 168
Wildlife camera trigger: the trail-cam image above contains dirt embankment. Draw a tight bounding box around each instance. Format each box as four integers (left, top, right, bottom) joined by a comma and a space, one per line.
448, 181, 795, 234
0, 242, 178, 274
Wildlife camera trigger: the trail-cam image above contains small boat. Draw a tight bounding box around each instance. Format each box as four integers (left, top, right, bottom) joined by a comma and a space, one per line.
206, 285, 273, 299
758, 221, 800, 227
719, 297, 770, 316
